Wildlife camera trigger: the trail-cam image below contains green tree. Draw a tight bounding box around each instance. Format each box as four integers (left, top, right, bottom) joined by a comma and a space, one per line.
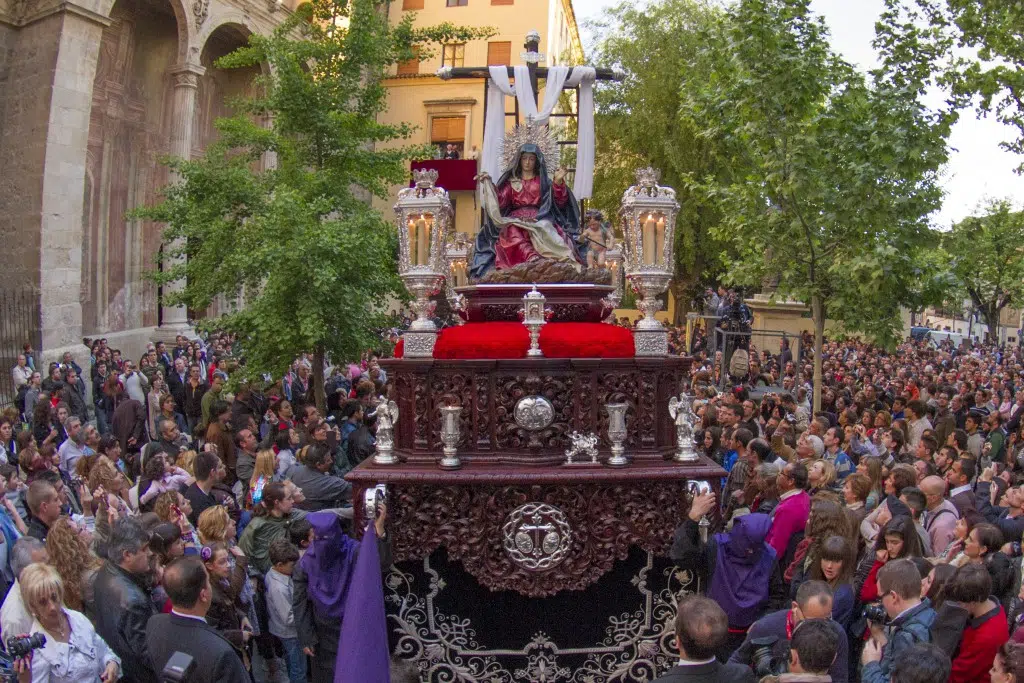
135, 0, 492, 411
944, 0, 1024, 172
944, 199, 1024, 337
680, 0, 956, 410
589, 0, 735, 321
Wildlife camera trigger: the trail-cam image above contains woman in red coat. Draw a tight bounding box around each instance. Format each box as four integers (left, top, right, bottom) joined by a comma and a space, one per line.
946, 563, 1009, 683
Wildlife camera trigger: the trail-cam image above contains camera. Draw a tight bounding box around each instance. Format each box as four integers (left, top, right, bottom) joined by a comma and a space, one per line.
863, 602, 888, 625
161, 652, 195, 682
6, 633, 45, 659
750, 636, 784, 678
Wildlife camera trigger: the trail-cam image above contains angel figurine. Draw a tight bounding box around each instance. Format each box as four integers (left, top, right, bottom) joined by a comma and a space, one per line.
372, 398, 400, 465
668, 393, 699, 462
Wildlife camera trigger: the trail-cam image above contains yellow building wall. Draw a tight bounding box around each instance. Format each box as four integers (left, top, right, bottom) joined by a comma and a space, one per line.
375, 0, 581, 234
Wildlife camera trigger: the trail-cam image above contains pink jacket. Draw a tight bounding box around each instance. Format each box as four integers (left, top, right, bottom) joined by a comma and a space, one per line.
766, 490, 811, 559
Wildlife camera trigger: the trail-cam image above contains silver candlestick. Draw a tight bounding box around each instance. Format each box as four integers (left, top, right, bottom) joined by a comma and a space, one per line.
519, 286, 552, 357
439, 405, 463, 470
372, 399, 399, 465
688, 480, 713, 542
668, 392, 699, 463
605, 403, 628, 467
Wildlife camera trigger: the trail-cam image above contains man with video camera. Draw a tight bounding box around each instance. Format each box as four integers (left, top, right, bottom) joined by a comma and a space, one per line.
861, 559, 937, 683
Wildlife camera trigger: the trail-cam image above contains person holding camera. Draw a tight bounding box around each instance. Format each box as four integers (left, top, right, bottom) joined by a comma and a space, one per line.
861, 559, 938, 683
759, 618, 839, 683
13, 562, 121, 683
730, 580, 849, 683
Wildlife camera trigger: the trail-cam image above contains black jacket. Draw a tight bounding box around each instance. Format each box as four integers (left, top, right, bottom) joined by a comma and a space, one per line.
93, 562, 157, 683
650, 660, 756, 683
146, 613, 249, 683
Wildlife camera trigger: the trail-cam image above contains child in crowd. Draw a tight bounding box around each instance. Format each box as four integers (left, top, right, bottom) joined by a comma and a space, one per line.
266, 538, 304, 683
289, 517, 313, 557
138, 453, 194, 508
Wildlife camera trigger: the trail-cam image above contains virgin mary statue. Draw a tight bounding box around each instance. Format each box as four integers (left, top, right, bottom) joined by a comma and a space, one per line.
469, 143, 583, 279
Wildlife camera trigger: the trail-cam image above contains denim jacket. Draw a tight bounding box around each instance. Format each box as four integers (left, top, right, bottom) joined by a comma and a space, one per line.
861, 601, 937, 683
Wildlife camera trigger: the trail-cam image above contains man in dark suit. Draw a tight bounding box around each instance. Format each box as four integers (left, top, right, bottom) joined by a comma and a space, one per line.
650, 595, 756, 683
147, 556, 249, 683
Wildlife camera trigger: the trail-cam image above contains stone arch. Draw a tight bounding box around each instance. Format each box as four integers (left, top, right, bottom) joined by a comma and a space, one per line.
195, 12, 259, 56
193, 21, 267, 154
98, 0, 192, 64
83, 0, 183, 334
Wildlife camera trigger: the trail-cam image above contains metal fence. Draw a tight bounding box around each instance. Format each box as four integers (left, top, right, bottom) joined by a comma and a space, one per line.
0, 288, 41, 411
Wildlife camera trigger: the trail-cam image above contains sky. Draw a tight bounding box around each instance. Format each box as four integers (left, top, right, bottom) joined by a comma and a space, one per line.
571, 0, 1024, 228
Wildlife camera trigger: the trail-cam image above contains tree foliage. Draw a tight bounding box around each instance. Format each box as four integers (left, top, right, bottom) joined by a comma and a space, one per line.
679, 0, 957, 409
944, 198, 1024, 336
944, 0, 1024, 172
135, 0, 492, 410
588, 0, 735, 319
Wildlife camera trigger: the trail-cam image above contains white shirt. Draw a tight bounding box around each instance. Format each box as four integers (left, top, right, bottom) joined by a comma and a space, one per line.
677, 657, 716, 666
950, 484, 973, 498
11, 365, 31, 389
779, 488, 802, 502
1, 579, 32, 637
170, 609, 208, 623
28, 608, 120, 683
58, 439, 86, 477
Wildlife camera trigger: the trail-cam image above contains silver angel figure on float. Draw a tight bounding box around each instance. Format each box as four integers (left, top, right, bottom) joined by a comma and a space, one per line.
372, 398, 400, 465
668, 393, 699, 462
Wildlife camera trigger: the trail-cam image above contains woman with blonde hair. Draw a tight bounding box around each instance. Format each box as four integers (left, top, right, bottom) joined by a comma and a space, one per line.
247, 449, 279, 508
45, 517, 103, 617
197, 504, 236, 546
176, 449, 198, 477
17, 562, 120, 683
807, 459, 837, 496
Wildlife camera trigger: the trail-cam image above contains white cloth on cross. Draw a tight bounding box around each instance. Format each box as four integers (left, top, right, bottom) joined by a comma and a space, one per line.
481, 65, 597, 199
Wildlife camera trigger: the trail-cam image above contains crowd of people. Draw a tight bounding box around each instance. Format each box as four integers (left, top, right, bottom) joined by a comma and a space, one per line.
0, 333, 399, 683
651, 334, 1024, 683
8, 322, 1024, 682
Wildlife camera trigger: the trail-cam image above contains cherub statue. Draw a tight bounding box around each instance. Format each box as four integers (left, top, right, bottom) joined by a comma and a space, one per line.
579, 210, 613, 269
668, 393, 698, 462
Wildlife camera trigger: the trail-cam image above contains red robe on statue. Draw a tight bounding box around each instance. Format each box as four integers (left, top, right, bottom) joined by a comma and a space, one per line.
494, 176, 573, 270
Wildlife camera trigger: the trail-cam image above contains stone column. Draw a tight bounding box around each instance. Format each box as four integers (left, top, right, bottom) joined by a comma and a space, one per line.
157, 62, 205, 338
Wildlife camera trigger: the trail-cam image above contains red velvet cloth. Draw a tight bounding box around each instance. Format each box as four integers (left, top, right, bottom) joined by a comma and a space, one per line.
538, 323, 635, 358
410, 160, 478, 192
393, 323, 635, 360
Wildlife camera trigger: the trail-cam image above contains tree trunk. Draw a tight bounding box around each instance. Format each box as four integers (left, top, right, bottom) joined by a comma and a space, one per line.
980, 303, 1002, 343
313, 345, 327, 415
811, 294, 824, 414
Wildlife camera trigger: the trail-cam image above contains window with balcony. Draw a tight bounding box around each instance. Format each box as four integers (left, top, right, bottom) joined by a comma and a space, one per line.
402, 0, 424, 8
492, 0, 513, 5
431, 116, 466, 157
442, 43, 465, 68
446, 0, 468, 6
487, 41, 512, 66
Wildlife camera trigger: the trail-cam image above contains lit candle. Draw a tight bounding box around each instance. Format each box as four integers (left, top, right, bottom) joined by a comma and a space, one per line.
416, 215, 428, 266
655, 215, 666, 266
407, 219, 417, 265
642, 215, 656, 266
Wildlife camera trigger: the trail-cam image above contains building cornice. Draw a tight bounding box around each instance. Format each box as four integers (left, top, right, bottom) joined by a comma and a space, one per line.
0, 0, 112, 28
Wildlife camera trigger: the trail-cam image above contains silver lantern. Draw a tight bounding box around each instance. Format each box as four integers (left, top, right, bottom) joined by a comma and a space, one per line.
439, 405, 463, 470
603, 245, 624, 315
605, 403, 628, 468
395, 168, 453, 357
619, 167, 679, 356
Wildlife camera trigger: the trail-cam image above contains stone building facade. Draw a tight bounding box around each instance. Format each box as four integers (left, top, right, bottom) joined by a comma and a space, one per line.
0, 0, 296, 367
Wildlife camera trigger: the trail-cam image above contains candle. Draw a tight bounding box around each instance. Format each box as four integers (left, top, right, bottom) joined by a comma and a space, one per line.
642, 215, 656, 266
415, 216, 428, 266
655, 216, 666, 266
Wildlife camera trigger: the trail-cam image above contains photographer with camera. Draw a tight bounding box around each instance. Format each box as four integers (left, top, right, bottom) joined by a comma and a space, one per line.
759, 618, 840, 683
730, 581, 849, 683
11, 562, 121, 683
861, 559, 937, 683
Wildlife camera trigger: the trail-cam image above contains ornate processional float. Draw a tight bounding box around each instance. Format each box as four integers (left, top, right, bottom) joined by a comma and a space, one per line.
345, 32, 727, 683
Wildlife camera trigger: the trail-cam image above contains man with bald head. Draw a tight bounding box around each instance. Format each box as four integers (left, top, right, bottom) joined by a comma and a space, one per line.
921, 475, 959, 553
